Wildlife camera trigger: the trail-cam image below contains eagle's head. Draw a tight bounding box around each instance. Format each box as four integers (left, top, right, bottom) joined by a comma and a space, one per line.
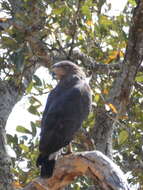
51, 60, 85, 80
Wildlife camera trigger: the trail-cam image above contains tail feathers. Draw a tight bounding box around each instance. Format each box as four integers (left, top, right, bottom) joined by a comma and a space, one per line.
41, 159, 55, 178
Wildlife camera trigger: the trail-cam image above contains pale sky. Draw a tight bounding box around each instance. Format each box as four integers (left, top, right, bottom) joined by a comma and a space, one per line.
106, 0, 128, 16
6, 67, 51, 136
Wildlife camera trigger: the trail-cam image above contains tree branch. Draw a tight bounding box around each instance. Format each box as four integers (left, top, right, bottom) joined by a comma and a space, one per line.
108, 0, 143, 106
23, 151, 129, 190
92, 0, 143, 157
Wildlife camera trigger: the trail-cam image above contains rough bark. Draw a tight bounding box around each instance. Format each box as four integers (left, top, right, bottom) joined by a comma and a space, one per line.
0, 80, 21, 190
23, 151, 130, 190
93, 108, 113, 159
93, 0, 143, 157
108, 0, 143, 107
0, 66, 39, 190
0, 1, 51, 189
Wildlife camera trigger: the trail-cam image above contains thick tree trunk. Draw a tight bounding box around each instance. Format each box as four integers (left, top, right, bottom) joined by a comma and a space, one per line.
0, 1, 50, 188
0, 63, 39, 190
0, 80, 21, 190
0, 124, 13, 190
92, 0, 143, 158
93, 108, 113, 158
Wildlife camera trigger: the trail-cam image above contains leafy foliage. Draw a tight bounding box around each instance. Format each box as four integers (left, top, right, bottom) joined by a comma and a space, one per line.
0, 0, 142, 189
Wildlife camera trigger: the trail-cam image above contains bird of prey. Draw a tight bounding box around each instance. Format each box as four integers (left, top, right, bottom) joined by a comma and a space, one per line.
36, 60, 92, 178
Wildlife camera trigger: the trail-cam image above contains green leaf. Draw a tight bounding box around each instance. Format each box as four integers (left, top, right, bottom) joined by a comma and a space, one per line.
31, 122, 37, 137
28, 105, 40, 116
7, 134, 15, 144
29, 96, 41, 106
0, 57, 4, 63
53, 7, 65, 15
99, 15, 112, 26
13, 134, 18, 144
94, 94, 100, 102
11, 49, 25, 72
136, 76, 143, 82
19, 144, 29, 152
128, 0, 136, 6
16, 125, 32, 134
26, 82, 33, 93
1, 36, 18, 50
81, 5, 91, 19
33, 75, 42, 86
118, 130, 128, 145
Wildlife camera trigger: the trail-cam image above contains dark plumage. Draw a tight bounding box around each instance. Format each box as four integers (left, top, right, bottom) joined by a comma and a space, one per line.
36, 61, 92, 178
